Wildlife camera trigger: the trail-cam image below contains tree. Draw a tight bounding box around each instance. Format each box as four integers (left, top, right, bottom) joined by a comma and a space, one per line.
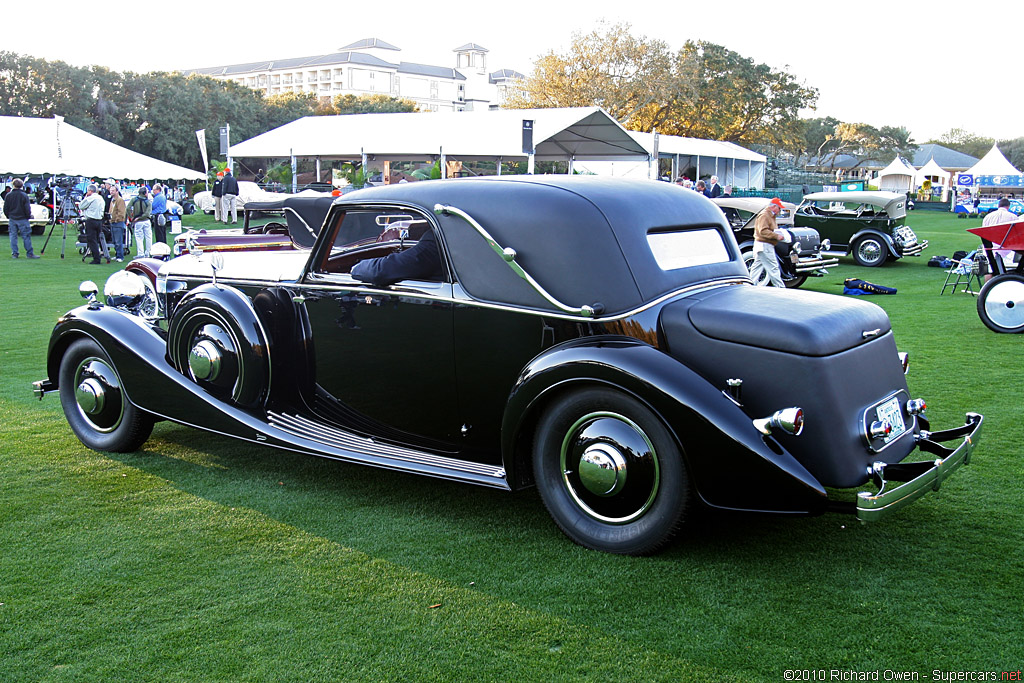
506, 24, 816, 148
808, 120, 916, 169
325, 93, 419, 115
930, 128, 994, 159
998, 138, 1024, 170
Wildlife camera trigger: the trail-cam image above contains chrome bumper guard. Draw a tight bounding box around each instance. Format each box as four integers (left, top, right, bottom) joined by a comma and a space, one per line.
32, 379, 56, 400
794, 255, 840, 273
856, 412, 982, 522
900, 239, 929, 257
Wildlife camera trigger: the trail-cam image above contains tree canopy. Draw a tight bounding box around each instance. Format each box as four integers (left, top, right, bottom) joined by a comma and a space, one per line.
506, 23, 818, 148
799, 117, 917, 169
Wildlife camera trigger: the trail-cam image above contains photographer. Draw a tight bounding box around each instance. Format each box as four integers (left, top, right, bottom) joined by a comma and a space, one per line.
127, 186, 153, 257
79, 184, 106, 265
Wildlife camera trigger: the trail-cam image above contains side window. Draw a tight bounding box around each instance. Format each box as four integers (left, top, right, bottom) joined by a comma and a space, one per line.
318, 208, 445, 281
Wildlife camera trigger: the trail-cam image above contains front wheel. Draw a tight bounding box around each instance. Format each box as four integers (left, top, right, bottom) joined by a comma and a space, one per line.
532, 387, 691, 555
977, 273, 1024, 333
58, 338, 154, 452
851, 236, 889, 267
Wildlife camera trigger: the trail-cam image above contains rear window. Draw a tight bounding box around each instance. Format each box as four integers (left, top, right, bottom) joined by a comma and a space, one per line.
647, 228, 731, 271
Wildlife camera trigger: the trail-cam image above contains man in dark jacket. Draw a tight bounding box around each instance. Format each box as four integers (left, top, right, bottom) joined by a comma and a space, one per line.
220, 168, 240, 224
351, 230, 444, 285
212, 173, 225, 223
5, 179, 39, 258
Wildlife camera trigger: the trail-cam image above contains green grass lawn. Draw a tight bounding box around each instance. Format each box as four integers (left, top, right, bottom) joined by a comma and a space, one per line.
1, 210, 1021, 681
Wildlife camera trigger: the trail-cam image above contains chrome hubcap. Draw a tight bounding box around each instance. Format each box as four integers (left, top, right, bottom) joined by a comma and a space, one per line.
859, 240, 881, 262
561, 412, 659, 524
75, 378, 105, 414
578, 443, 628, 497
188, 339, 223, 381
985, 279, 1024, 329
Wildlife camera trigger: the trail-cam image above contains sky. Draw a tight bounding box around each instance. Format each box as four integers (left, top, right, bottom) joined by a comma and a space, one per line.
9, 0, 1021, 145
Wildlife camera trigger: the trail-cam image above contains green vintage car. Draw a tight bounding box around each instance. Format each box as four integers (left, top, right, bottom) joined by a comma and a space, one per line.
794, 191, 927, 267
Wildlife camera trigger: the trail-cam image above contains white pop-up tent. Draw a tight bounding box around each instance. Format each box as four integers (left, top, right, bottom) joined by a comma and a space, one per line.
228, 107, 651, 186
0, 115, 205, 181
873, 156, 917, 192
915, 157, 952, 200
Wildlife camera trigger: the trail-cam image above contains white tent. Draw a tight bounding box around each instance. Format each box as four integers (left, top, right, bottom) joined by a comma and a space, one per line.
966, 144, 1021, 178
915, 157, 952, 201
229, 107, 649, 166
0, 115, 205, 181
573, 132, 766, 189
873, 156, 917, 192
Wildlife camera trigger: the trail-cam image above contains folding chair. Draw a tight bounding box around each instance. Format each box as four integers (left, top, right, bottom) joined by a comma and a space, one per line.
940, 250, 984, 295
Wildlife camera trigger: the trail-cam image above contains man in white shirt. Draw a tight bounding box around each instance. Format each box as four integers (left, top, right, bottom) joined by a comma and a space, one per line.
78, 184, 107, 264
981, 198, 1020, 280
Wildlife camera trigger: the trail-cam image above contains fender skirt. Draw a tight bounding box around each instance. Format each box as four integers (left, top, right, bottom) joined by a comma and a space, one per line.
504, 338, 829, 515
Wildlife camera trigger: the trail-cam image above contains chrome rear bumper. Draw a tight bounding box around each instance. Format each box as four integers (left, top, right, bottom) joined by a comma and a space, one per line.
856, 412, 982, 522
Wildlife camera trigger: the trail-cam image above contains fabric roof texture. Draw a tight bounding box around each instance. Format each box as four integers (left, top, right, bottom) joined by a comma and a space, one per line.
0, 116, 205, 180
966, 144, 1021, 177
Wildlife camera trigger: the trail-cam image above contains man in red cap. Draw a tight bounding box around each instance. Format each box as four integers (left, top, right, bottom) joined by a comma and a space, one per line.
749, 197, 786, 287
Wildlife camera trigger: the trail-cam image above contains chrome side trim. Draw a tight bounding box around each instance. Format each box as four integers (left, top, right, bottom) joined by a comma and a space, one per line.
434, 203, 597, 317
267, 411, 506, 481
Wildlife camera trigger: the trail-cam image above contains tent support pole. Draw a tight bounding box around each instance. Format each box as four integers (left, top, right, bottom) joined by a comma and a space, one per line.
528, 152, 535, 175
440, 148, 447, 180
290, 150, 297, 194
496, 157, 502, 176
316, 157, 321, 184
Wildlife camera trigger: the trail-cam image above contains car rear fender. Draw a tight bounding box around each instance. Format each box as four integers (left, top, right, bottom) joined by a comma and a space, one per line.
503, 338, 829, 513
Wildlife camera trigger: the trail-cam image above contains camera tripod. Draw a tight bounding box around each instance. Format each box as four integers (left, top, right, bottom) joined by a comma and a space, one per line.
40, 189, 81, 259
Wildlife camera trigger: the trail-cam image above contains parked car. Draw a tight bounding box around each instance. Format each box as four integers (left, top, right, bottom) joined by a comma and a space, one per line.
34, 177, 981, 555
192, 181, 268, 215
794, 191, 927, 267
0, 203, 51, 235
712, 197, 838, 288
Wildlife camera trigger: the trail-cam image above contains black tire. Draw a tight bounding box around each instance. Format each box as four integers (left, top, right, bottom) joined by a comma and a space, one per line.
851, 235, 889, 267
532, 387, 691, 555
32, 225, 45, 236
977, 273, 1024, 333
741, 245, 806, 288
58, 338, 153, 452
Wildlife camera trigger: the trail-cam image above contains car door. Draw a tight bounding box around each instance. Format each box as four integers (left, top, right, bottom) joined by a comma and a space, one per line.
298, 207, 461, 451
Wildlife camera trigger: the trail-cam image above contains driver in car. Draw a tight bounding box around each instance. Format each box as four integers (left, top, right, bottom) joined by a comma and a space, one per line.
351, 229, 444, 286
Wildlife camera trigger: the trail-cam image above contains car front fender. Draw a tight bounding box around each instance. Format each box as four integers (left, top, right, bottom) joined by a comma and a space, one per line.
503, 337, 829, 514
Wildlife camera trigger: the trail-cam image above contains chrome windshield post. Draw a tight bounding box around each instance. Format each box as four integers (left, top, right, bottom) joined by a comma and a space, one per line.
434, 203, 597, 317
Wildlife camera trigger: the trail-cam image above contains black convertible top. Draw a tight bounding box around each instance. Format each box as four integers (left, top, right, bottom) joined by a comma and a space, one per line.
245, 196, 335, 248
337, 177, 746, 314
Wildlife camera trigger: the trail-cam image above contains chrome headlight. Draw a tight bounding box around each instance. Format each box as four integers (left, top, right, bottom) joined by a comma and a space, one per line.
104, 271, 158, 318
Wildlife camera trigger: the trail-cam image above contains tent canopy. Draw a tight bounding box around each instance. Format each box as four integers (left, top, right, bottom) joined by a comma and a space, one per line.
228, 107, 649, 163
0, 116, 205, 181
915, 157, 951, 185
966, 144, 1021, 177
874, 156, 916, 191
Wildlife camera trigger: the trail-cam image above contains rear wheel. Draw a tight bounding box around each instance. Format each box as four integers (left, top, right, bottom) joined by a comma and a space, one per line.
59, 338, 153, 452
977, 273, 1024, 333
532, 387, 690, 555
851, 236, 889, 267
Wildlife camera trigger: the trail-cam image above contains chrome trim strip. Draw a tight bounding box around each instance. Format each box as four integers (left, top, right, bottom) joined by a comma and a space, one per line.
434, 203, 597, 317
268, 411, 506, 479
299, 274, 750, 323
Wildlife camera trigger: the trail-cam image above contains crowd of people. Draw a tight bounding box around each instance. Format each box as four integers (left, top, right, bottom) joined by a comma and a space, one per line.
674, 174, 730, 198
3, 176, 190, 262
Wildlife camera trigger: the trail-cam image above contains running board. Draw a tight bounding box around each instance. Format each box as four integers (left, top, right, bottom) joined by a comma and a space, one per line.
267, 411, 509, 489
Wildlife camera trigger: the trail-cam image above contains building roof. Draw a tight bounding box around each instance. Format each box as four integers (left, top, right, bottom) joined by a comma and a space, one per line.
339, 38, 400, 52
911, 143, 978, 169
490, 69, 525, 82
453, 43, 489, 52
184, 51, 471, 80
400, 62, 466, 80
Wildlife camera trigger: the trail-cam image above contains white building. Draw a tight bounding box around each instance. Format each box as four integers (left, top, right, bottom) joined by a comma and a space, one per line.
183, 38, 524, 113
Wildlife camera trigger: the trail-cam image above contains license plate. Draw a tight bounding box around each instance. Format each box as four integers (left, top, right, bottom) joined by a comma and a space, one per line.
875, 396, 907, 443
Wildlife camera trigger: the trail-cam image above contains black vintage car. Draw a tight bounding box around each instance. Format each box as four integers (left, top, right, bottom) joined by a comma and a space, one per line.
34, 177, 981, 555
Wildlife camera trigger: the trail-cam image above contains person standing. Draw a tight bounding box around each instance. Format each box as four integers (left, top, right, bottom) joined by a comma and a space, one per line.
212, 172, 224, 222
128, 186, 153, 257
109, 183, 128, 262
151, 184, 168, 245
5, 179, 39, 259
749, 197, 786, 288
79, 184, 107, 264
695, 180, 710, 197
981, 197, 1020, 281
221, 168, 240, 224
708, 175, 723, 198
